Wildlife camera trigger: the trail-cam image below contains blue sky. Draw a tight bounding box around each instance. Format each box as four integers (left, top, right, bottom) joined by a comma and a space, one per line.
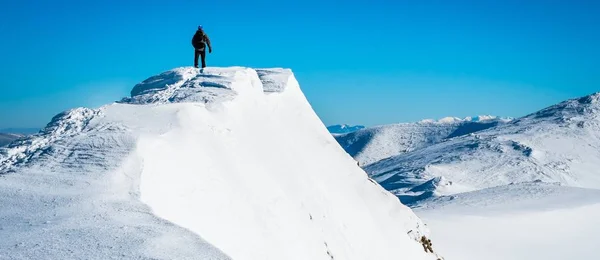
1, 0, 599, 129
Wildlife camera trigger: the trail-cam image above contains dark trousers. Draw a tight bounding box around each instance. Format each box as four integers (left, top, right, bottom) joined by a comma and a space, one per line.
194, 49, 206, 68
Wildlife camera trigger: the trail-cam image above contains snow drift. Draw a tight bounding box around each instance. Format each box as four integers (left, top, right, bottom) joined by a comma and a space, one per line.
0, 67, 437, 260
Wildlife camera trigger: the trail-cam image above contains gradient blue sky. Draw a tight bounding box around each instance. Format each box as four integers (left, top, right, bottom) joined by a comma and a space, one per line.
1, 0, 599, 129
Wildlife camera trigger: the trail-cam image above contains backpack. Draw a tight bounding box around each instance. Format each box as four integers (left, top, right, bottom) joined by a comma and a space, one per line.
192, 32, 206, 50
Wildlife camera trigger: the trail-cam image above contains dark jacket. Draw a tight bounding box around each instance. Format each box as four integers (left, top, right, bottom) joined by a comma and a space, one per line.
192, 31, 212, 51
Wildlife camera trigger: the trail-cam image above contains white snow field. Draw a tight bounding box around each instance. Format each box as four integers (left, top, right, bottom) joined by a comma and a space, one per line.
415, 182, 600, 260
0, 67, 439, 260
339, 93, 600, 260
364, 93, 600, 205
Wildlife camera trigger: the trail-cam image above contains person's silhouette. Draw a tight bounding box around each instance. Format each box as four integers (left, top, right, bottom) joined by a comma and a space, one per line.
191, 26, 212, 68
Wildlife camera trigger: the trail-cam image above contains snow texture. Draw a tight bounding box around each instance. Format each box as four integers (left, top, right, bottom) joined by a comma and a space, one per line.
363, 92, 600, 206
335, 116, 509, 166
255, 68, 293, 93
416, 182, 600, 260
0, 67, 437, 260
333, 90, 600, 259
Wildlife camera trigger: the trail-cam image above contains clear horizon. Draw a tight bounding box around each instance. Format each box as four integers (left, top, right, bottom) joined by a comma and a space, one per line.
1, 0, 599, 129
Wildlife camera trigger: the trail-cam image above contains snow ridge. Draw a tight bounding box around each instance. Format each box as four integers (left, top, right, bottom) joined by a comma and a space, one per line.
419, 115, 512, 124
121, 67, 294, 105
123, 67, 252, 105
0, 108, 101, 172
0, 66, 437, 260
335, 116, 509, 166
363, 91, 600, 205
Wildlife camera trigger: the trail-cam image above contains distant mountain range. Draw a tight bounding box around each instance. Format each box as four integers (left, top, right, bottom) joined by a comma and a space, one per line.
0, 133, 23, 147
0, 128, 39, 147
335, 93, 600, 206
0, 128, 40, 135
334, 116, 511, 166
327, 124, 365, 134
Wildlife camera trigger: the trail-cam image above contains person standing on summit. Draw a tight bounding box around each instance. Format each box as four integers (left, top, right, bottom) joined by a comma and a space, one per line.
191, 26, 212, 68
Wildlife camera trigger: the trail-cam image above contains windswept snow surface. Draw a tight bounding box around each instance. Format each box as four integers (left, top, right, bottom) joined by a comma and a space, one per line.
0, 67, 436, 260
336, 116, 509, 166
350, 93, 600, 259
416, 183, 600, 260
365, 93, 600, 205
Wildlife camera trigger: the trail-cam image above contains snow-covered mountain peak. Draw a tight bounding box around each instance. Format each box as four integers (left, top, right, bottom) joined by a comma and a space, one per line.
520, 92, 600, 123
1, 67, 297, 172
465, 115, 512, 122
123, 67, 294, 105
578, 91, 600, 104
418, 115, 510, 125
327, 124, 366, 134
360, 91, 600, 207
436, 117, 463, 124
336, 115, 510, 166
1, 66, 438, 260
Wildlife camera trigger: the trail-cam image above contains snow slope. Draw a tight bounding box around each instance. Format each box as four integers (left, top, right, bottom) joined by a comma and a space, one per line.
335, 116, 509, 166
0, 67, 438, 260
416, 182, 600, 260
331, 91, 600, 259
365, 92, 600, 205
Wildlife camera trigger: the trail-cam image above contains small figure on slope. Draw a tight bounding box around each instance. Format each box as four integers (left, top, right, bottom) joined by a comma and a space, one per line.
420, 236, 434, 253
